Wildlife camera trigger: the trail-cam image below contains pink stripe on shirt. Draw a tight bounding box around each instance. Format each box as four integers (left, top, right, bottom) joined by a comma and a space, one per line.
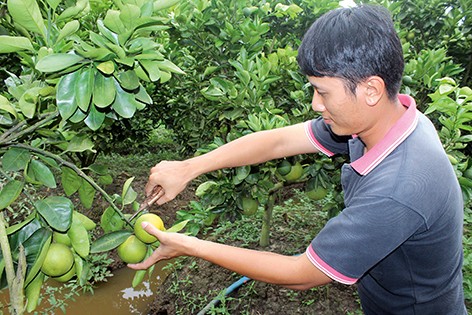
306, 246, 358, 285
304, 121, 335, 157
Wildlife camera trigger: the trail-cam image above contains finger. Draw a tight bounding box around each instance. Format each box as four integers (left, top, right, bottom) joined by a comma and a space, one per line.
141, 221, 163, 237
128, 248, 162, 270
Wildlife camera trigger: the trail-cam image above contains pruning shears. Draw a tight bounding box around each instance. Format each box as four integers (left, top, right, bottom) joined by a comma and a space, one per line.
129, 185, 164, 221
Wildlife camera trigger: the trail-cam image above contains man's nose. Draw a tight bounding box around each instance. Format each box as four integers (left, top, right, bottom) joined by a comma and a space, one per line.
312, 91, 325, 112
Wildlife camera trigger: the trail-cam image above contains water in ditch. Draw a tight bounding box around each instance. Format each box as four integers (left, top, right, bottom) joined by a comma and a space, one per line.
1, 261, 170, 314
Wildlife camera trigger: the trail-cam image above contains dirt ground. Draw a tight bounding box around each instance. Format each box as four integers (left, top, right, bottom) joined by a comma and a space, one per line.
133, 184, 362, 315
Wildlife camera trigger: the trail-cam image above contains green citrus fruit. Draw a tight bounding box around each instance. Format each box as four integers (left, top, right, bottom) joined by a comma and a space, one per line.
117, 235, 147, 264
241, 197, 259, 216
52, 263, 76, 283
41, 243, 75, 277
277, 160, 292, 176
134, 213, 165, 243
283, 162, 303, 181
53, 231, 72, 246
306, 186, 328, 201
464, 168, 472, 180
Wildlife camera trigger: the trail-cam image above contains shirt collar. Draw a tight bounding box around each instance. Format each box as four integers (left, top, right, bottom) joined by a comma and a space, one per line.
350, 94, 419, 175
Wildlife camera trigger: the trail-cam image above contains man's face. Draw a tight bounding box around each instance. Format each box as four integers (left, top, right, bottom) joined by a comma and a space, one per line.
307, 76, 368, 136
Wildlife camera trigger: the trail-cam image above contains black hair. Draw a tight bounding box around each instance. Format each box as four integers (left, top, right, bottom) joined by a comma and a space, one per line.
297, 5, 404, 100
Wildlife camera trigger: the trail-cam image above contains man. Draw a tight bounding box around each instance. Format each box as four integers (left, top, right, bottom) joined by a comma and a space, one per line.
129, 5, 467, 314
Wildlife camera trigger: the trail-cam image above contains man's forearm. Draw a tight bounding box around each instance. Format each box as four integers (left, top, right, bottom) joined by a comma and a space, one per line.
186, 123, 317, 178
190, 238, 331, 290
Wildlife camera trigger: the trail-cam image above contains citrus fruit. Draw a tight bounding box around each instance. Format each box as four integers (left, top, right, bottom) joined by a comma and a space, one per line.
117, 235, 147, 264
52, 231, 72, 246
464, 168, 472, 180
276, 160, 292, 177
134, 213, 165, 244
306, 186, 328, 200
282, 162, 303, 181
241, 196, 259, 216
40, 243, 75, 277
52, 263, 76, 283
305, 178, 328, 200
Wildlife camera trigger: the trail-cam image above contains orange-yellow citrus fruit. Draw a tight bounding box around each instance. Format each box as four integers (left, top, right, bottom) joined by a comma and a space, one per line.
117, 235, 147, 264
134, 213, 165, 244
41, 243, 75, 277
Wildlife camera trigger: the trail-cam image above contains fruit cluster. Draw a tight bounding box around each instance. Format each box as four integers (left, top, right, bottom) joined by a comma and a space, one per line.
117, 213, 165, 264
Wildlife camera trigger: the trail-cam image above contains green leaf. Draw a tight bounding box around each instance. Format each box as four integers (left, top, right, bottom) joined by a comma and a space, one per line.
155, 59, 185, 75
100, 206, 126, 233
0, 36, 34, 53
139, 59, 161, 82
56, 71, 80, 120
112, 81, 137, 118
195, 181, 218, 197
75, 67, 94, 112
7, 0, 46, 39
103, 10, 126, 34
153, 0, 180, 11
35, 196, 73, 232
96, 60, 115, 74
0, 180, 24, 210
29, 159, 56, 188
84, 104, 106, 131
122, 177, 135, 202
23, 228, 51, 285
68, 222, 90, 258
61, 166, 82, 196
25, 271, 44, 313
66, 134, 95, 153
118, 70, 140, 90
78, 179, 95, 209
93, 72, 116, 108
45, 0, 61, 9
36, 53, 84, 73
2, 147, 31, 171
132, 269, 146, 287
90, 230, 132, 253
55, 20, 80, 44
97, 19, 119, 45
0, 95, 17, 118
122, 185, 137, 206
6, 213, 34, 235
19, 87, 42, 118
166, 220, 189, 233
135, 85, 153, 105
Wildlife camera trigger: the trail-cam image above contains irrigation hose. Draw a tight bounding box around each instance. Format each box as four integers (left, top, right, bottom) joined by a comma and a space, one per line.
196, 276, 252, 315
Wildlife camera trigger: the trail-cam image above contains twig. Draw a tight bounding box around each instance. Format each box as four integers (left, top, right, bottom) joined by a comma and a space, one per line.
10, 143, 133, 228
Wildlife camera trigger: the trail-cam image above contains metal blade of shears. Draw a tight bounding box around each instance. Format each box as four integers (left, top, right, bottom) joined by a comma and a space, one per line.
129, 186, 164, 221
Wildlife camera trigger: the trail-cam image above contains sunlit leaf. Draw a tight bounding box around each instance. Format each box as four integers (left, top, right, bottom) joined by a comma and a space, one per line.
57, 71, 80, 120
100, 206, 125, 233
0, 180, 24, 210
0, 36, 34, 53
90, 230, 132, 253
35, 53, 84, 73
7, 0, 46, 39
2, 147, 31, 171
68, 222, 90, 258
35, 196, 73, 232
29, 159, 56, 188
61, 167, 82, 196
78, 179, 95, 209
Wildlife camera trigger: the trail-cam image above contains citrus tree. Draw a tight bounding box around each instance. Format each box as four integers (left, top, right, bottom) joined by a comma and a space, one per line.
0, 0, 186, 313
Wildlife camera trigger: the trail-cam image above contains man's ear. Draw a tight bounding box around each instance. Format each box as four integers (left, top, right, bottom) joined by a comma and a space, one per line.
363, 76, 385, 106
